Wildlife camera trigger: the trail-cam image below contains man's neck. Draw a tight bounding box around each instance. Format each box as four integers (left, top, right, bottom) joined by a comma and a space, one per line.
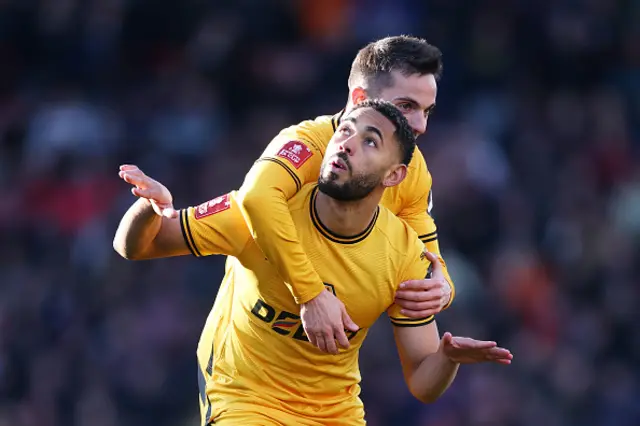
315, 190, 382, 237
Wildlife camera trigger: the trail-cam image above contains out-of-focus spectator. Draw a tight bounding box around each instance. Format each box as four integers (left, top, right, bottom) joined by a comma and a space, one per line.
0, 0, 638, 425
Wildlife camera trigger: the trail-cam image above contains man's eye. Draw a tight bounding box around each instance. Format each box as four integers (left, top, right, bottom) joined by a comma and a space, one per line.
365, 139, 376, 147
340, 126, 352, 134
397, 103, 412, 111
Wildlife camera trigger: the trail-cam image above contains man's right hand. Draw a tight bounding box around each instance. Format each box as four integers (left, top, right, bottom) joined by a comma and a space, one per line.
118, 165, 178, 219
301, 289, 360, 355
440, 332, 513, 365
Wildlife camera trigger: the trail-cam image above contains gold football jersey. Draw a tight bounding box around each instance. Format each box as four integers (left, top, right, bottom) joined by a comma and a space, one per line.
183, 185, 433, 425
238, 112, 454, 306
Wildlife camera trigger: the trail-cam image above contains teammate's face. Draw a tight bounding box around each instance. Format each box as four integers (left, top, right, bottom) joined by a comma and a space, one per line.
318, 107, 402, 201
357, 71, 437, 138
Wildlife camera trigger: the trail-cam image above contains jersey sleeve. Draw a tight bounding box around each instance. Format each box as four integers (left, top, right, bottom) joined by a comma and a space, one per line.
236, 119, 334, 304
387, 237, 435, 327
255, 121, 329, 192
180, 191, 251, 258
396, 151, 456, 309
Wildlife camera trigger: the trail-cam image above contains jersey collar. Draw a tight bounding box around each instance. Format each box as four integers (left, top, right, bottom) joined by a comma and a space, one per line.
331, 110, 345, 132
309, 186, 379, 245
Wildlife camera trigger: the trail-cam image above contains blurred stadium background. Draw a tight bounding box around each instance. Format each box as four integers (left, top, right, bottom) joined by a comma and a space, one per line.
1, 0, 639, 425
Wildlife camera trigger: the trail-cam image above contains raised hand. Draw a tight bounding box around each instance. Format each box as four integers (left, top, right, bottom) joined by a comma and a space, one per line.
118, 165, 178, 219
395, 251, 452, 317
441, 332, 512, 365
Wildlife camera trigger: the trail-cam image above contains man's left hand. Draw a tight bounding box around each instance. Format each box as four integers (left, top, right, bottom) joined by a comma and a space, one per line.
394, 251, 452, 318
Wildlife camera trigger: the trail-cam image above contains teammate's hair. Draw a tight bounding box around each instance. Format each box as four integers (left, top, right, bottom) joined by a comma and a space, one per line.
350, 99, 416, 166
348, 35, 443, 94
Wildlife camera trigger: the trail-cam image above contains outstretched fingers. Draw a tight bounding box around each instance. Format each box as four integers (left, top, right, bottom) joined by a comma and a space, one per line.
450, 336, 497, 350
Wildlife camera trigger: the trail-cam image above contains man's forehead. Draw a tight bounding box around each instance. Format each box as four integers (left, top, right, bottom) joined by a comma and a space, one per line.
383, 72, 437, 108
344, 108, 395, 134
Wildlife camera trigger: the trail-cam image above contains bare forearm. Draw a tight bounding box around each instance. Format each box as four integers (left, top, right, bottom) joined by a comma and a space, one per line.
409, 348, 459, 403
113, 198, 161, 259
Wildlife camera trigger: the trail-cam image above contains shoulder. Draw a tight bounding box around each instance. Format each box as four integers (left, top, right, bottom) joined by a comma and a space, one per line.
388, 146, 432, 209
373, 207, 424, 254
276, 114, 336, 153
287, 184, 317, 213
375, 208, 430, 277
406, 147, 432, 185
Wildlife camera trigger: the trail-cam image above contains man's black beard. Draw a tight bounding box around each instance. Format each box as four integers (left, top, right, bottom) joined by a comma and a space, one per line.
317, 169, 380, 202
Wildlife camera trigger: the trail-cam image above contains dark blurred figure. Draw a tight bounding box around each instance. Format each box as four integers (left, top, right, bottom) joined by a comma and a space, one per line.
0, 1, 638, 425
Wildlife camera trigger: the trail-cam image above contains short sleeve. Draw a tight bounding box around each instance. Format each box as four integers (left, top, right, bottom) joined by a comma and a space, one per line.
387, 238, 435, 327
180, 191, 251, 257
255, 118, 332, 192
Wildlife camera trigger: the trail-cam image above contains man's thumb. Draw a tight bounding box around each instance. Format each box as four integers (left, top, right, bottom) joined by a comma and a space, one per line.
425, 251, 442, 269
162, 207, 178, 219
442, 332, 453, 345
132, 187, 152, 198
342, 307, 359, 332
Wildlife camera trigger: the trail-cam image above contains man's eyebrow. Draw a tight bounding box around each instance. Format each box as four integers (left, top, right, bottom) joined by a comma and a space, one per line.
365, 125, 383, 142
394, 96, 435, 112
426, 103, 436, 115
344, 116, 384, 142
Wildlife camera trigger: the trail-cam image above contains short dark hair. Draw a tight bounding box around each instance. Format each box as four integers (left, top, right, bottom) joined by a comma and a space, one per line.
349, 99, 416, 165
348, 35, 443, 94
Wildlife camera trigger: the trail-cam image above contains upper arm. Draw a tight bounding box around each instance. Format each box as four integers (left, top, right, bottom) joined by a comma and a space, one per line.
400, 210, 447, 277
232, 123, 331, 303
235, 134, 329, 302
387, 304, 435, 327
237, 131, 326, 241
397, 155, 455, 307
395, 213, 455, 308
118, 193, 251, 261
399, 205, 456, 308
387, 236, 434, 325
240, 128, 326, 201
179, 191, 251, 258
390, 240, 440, 393
393, 320, 441, 381
397, 151, 437, 244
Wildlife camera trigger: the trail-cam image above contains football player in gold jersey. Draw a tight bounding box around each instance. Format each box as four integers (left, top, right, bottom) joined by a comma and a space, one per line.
114, 100, 512, 426
235, 35, 456, 354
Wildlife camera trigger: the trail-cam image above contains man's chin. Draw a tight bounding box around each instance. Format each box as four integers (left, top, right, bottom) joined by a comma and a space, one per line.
317, 180, 342, 196
319, 172, 341, 185
318, 181, 366, 202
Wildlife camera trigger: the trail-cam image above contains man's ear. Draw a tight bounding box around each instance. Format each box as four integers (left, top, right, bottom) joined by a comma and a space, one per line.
350, 87, 368, 106
382, 164, 408, 188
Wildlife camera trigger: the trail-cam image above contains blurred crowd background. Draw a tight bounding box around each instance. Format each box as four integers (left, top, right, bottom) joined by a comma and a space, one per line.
1, 0, 639, 425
